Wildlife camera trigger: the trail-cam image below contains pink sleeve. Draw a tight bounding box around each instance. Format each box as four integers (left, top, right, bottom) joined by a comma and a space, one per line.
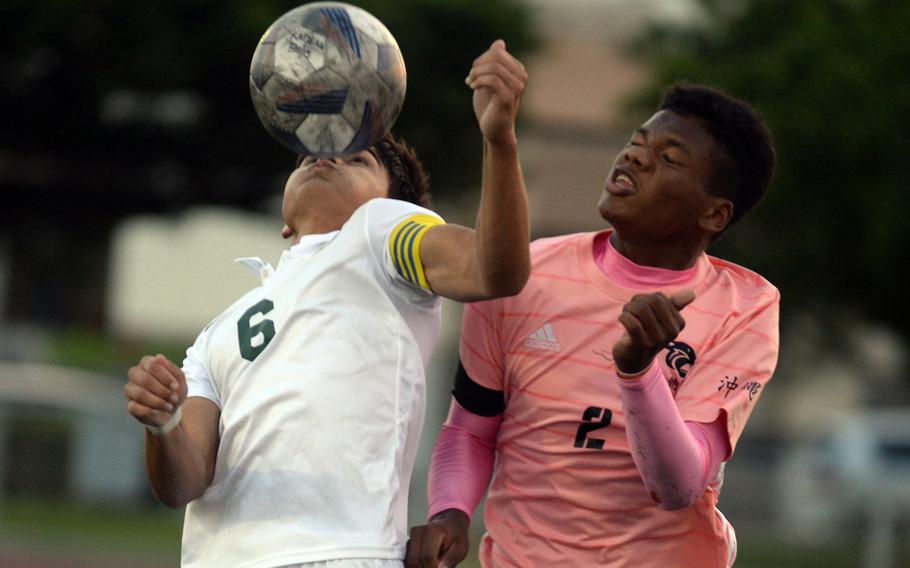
427, 399, 501, 520
619, 365, 728, 510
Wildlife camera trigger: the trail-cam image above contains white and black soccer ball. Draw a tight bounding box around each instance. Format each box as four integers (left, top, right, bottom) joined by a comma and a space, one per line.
249, 2, 406, 157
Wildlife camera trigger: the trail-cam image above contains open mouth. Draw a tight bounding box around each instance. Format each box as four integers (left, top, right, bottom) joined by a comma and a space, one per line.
614, 172, 635, 189
606, 167, 637, 195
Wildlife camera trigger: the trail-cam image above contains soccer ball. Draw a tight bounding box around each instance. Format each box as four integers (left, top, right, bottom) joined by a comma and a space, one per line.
249, 2, 406, 157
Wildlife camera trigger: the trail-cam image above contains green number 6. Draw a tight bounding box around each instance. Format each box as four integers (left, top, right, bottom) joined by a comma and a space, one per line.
237, 299, 275, 361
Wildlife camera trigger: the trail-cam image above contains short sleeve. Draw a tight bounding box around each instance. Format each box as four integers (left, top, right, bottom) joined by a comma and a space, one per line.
459, 298, 507, 392
675, 289, 780, 454
361, 198, 445, 295
182, 326, 221, 409
388, 213, 445, 290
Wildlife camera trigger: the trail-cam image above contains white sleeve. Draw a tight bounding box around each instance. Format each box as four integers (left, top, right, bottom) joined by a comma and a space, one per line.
182, 325, 221, 409
362, 198, 445, 297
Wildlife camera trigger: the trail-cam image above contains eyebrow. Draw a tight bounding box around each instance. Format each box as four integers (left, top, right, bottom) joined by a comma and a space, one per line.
635, 127, 692, 156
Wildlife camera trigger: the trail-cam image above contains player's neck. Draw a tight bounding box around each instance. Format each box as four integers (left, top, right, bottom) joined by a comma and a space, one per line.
608, 231, 705, 270
291, 211, 347, 240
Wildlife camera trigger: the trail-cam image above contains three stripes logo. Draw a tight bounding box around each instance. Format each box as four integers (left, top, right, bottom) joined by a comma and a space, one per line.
525, 323, 561, 352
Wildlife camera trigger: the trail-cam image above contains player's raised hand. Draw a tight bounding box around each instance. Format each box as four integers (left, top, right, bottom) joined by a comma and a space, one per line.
612, 289, 696, 376
466, 39, 528, 147
125, 354, 188, 428
406, 509, 470, 568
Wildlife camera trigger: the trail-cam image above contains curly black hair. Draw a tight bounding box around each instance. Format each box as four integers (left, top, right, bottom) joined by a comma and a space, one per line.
659, 83, 776, 229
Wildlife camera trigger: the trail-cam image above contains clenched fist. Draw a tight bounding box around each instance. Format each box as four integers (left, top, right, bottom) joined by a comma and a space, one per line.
613, 289, 696, 375
466, 39, 528, 148
125, 354, 188, 430
406, 508, 470, 568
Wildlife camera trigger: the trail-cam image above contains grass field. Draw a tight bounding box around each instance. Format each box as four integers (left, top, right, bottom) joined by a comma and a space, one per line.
2, 497, 907, 567
1, 497, 180, 567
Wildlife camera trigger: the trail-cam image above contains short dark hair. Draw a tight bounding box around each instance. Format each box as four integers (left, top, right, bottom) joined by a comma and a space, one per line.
295, 133, 431, 208
371, 133, 432, 208
659, 82, 775, 229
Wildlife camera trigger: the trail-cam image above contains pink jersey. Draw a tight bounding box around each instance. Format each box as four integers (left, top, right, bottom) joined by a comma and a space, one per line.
460, 230, 780, 568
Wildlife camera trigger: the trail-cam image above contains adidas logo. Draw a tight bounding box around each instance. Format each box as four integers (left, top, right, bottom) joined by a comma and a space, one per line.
525, 323, 561, 352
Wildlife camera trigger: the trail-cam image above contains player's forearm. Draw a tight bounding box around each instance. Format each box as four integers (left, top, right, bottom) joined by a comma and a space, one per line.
619, 365, 723, 510
473, 138, 530, 297
145, 426, 212, 508
428, 400, 500, 520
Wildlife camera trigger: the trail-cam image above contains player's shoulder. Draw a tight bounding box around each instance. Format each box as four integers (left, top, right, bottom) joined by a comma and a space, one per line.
529, 231, 594, 263
340, 198, 443, 256
707, 254, 780, 305
357, 197, 441, 226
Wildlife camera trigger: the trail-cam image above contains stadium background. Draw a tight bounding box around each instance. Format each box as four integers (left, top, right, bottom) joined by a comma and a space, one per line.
1, 0, 908, 566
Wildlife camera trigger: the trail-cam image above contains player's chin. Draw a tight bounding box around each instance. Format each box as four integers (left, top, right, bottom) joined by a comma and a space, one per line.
598, 191, 622, 221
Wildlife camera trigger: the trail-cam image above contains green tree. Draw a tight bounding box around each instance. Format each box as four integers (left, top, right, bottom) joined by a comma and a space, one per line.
631, 0, 910, 339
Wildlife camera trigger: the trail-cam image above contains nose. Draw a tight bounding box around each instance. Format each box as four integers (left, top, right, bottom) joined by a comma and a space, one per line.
622, 144, 651, 171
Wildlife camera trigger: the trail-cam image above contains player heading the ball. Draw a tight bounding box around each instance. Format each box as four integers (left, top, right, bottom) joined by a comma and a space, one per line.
125, 26, 532, 568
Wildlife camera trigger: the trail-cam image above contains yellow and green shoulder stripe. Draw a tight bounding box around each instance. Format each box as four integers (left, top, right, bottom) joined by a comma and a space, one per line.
389, 214, 445, 290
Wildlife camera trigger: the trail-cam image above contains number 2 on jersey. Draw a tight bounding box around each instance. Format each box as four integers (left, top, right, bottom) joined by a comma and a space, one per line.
237, 299, 275, 361
574, 406, 612, 449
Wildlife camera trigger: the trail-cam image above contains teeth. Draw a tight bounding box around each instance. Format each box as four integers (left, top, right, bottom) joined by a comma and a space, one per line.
616, 173, 633, 186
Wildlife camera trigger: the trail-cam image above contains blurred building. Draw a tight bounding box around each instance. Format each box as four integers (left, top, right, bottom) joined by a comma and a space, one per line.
517, 0, 697, 235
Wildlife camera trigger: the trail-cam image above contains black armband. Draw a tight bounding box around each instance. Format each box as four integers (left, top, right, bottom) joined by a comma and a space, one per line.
452, 360, 505, 417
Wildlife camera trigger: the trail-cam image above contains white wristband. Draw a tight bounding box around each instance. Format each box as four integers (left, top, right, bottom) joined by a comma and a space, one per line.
146, 406, 183, 437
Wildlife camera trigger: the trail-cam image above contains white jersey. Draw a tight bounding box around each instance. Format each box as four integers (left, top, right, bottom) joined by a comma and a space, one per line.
180, 198, 445, 568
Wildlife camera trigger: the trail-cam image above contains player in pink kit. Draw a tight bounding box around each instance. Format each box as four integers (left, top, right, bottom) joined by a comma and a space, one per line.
406, 83, 778, 568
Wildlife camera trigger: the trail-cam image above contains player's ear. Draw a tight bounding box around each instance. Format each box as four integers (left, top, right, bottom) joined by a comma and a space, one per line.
699, 197, 733, 236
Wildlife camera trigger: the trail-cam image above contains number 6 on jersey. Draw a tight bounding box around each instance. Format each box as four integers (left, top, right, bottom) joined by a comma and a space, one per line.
237, 299, 275, 361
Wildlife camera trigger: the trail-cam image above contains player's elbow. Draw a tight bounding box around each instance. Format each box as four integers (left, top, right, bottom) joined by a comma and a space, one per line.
657, 498, 694, 511
153, 490, 189, 509
654, 490, 699, 511
150, 483, 206, 509
481, 261, 529, 299
489, 273, 527, 298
